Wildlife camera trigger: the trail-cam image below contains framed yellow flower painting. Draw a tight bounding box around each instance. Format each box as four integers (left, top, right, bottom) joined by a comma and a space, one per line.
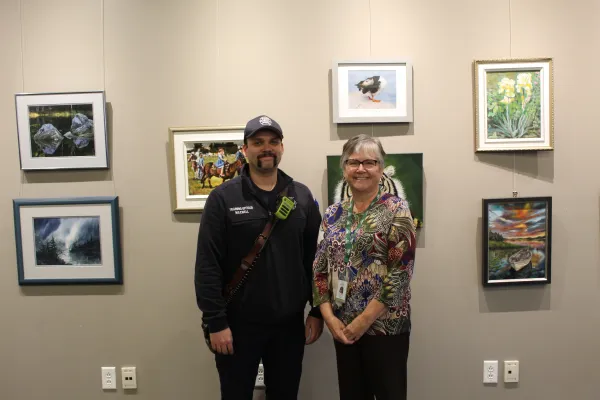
473, 58, 554, 152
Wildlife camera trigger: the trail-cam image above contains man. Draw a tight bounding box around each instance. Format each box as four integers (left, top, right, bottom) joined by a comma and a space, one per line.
195, 115, 324, 399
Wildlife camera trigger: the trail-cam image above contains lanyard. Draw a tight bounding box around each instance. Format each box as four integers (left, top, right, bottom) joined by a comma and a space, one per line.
343, 189, 381, 268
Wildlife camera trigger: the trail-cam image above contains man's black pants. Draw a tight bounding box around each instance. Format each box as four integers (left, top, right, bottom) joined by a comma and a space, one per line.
215, 313, 306, 399
333, 332, 410, 400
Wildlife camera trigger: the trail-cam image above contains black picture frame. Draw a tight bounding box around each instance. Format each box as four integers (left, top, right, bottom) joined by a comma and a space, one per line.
482, 196, 552, 287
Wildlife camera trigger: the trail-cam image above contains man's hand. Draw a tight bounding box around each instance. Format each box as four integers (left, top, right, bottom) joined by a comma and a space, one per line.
342, 314, 371, 342
305, 315, 324, 345
324, 316, 354, 345
210, 328, 234, 355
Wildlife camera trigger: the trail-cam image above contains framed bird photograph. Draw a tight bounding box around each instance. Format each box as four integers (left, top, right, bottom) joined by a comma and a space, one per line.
332, 59, 413, 123
482, 196, 552, 287
169, 125, 245, 213
15, 91, 109, 170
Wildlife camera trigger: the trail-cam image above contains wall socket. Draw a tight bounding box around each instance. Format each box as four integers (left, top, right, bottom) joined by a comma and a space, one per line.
483, 360, 498, 383
255, 363, 265, 388
101, 366, 117, 390
121, 366, 137, 389
504, 360, 519, 383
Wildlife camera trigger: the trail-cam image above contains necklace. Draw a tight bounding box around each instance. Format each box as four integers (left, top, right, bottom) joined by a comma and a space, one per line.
343, 188, 381, 267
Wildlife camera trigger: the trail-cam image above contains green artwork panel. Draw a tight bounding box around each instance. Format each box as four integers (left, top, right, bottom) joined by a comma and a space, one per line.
326, 153, 423, 227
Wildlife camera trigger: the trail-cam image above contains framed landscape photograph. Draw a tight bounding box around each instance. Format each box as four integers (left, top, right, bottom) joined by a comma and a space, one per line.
15, 91, 108, 170
326, 153, 424, 228
474, 58, 554, 152
13, 196, 122, 285
169, 126, 246, 212
332, 59, 413, 123
482, 196, 552, 287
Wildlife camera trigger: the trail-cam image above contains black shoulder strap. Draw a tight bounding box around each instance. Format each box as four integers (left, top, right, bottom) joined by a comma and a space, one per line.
223, 184, 291, 303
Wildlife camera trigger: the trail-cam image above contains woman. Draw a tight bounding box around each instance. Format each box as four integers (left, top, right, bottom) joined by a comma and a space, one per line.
312, 134, 416, 400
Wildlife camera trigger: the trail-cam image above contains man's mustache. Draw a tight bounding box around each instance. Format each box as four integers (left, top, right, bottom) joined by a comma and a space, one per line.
258, 152, 276, 159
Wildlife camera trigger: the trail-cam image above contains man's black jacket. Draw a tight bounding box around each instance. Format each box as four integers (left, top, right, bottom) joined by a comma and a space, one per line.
194, 164, 322, 333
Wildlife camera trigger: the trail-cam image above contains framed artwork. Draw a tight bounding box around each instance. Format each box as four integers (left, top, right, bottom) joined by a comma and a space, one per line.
326, 153, 424, 228
332, 59, 413, 123
482, 196, 552, 287
15, 91, 109, 170
474, 58, 554, 152
12, 196, 122, 285
169, 126, 246, 212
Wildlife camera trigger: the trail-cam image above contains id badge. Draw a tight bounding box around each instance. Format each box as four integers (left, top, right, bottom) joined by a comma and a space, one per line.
335, 280, 348, 303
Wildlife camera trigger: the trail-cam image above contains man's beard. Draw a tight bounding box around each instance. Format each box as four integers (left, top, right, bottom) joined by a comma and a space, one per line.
257, 152, 279, 169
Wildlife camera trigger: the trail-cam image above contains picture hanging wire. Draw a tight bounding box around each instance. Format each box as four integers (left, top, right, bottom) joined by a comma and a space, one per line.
101, 0, 117, 196
18, 0, 25, 197
509, 0, 516, 198
369, 0, 374, 138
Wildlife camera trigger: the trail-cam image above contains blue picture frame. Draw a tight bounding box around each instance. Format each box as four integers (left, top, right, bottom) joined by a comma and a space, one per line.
13, 196, 122, 285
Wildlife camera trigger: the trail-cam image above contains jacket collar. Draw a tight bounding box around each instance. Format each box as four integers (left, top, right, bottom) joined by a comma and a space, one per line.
240, 163, 293, 195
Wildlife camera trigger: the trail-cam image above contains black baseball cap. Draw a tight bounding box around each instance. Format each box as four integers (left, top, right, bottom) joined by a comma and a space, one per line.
243, 115, 284, 140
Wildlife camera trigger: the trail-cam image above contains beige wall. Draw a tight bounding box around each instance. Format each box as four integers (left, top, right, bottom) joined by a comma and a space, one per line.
1, 0, 599, 399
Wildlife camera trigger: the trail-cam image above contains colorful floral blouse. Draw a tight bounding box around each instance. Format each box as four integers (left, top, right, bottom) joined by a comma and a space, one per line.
312, 193, 416, 336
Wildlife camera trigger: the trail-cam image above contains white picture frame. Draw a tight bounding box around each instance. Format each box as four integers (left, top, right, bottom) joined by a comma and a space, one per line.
332, 59, 413, 124
473, 58, 554, 152
169, 126, 245, 213
15, 91, 109, 170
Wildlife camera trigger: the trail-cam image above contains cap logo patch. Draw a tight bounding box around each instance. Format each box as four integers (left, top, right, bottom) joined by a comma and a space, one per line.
259, 116, 272, 126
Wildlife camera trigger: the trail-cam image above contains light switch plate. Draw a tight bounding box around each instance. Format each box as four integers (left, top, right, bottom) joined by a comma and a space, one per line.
504, 360, 519, 383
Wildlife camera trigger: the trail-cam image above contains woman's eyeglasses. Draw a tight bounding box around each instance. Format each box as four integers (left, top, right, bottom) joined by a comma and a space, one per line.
345, 159, 379, 169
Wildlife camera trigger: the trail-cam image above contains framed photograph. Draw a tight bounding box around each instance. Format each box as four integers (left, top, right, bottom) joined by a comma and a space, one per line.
169, 126, 246, 212
326, 153, 424, 228
12, 196, 122, 285
474, 58, 554, 152
15, 91, 108, 170
482, 196, 552, 287
332, 59, 413, 123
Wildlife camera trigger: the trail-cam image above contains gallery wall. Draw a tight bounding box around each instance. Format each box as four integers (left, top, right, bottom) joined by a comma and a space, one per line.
1, 0, 599, 399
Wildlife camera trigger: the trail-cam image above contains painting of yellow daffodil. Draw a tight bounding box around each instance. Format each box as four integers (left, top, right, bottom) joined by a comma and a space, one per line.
474, 58, 553, 152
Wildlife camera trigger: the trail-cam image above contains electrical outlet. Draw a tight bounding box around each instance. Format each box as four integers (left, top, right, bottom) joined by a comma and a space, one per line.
121, 366, 137, 389
101, 366, 117, 390
483, 360, 498, 383
255, 363, 265, 388
504, 360, 519, 383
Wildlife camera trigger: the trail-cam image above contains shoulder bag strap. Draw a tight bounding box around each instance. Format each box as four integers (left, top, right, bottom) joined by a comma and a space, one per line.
223, 184, 291, 303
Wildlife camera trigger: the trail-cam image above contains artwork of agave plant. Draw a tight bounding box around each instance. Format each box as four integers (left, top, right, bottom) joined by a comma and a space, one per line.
486, 71, 541, 139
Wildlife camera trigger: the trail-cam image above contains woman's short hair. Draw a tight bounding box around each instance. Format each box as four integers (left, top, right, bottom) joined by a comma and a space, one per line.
340, 134, 386, 169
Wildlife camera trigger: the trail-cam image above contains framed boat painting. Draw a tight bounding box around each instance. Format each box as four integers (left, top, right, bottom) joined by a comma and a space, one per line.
482, 196, 552, 287
169, 125, 245, 212
473, 58, 554, 152
15, 91, 109, 170
332, 59, 413, 123
12, 196, 122, 285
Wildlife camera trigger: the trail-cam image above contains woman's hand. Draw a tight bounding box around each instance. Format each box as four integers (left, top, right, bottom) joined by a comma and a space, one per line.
342, 314, 371, 342
325, 316, 354, 345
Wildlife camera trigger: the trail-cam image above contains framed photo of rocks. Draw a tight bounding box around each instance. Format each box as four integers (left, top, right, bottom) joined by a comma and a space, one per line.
15, 91, 108, 170
482, 196, 552, 287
